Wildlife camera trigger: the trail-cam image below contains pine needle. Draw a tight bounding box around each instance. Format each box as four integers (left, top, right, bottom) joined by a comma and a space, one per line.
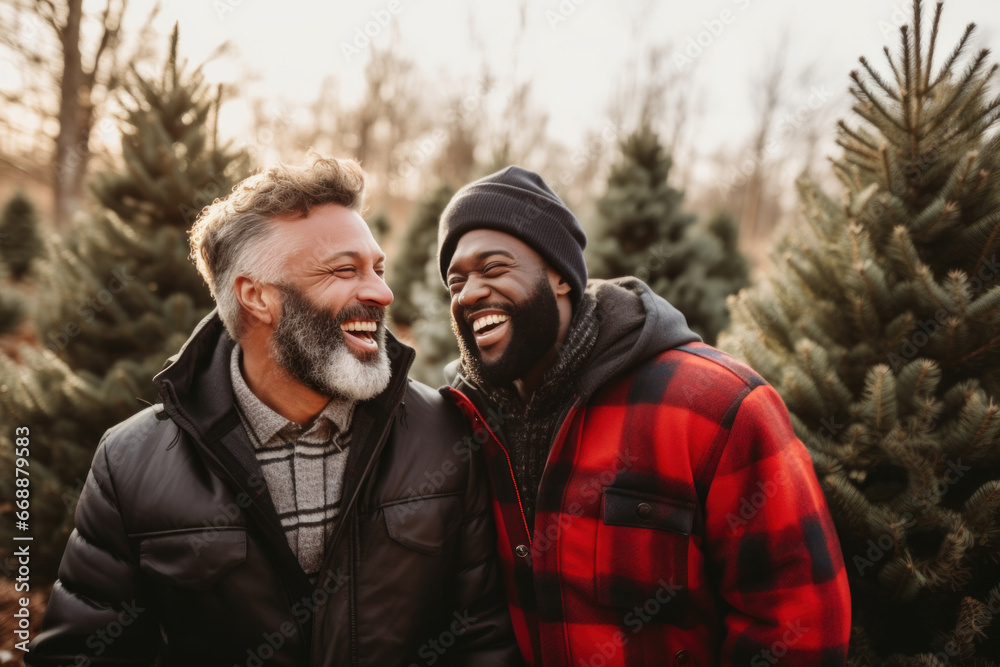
929, 23, 976, 93
924, 2, 944, 91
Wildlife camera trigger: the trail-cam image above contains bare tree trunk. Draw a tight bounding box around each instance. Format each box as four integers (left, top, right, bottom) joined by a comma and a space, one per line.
53, 0, 84, 228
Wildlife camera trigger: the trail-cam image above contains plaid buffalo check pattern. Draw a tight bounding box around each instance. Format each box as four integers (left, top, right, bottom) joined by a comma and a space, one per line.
446, 342, 851, 666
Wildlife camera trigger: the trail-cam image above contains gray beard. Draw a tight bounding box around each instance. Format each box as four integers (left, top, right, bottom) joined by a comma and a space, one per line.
269, 284, 392, 402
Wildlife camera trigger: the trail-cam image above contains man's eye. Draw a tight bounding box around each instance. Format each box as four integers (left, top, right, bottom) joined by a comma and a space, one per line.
483, 263, 507, 275
333, 267, 357, 275
448, 280, 464, 294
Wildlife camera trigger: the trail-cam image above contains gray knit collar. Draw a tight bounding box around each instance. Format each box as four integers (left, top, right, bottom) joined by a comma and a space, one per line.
229, 343, 355, 447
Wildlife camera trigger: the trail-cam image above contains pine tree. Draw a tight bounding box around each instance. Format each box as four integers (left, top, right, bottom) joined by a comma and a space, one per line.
0, 265, 27, 335
703, 209, 749, 287
0, 350, 120, 580
367, 210, 391, 244
588, 125, 748, 344
0, 191, 46, 280
388, 184, 455, 327
0, 26, 245, 582
720, 2, 1000, 661
409, 254, 458, 386
34, 24, 245, 380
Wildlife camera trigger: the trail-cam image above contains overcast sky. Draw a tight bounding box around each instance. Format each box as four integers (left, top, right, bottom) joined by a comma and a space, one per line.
4, 0, 997, 184
142, 0, 999, 157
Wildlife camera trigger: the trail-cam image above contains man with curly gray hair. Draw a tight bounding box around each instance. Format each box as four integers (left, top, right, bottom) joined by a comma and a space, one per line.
29, 155, 521, 667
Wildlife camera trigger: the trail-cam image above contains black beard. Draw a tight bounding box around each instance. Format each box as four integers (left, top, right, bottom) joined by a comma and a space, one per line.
453, 272, 560, 389
270, 283, 386, 397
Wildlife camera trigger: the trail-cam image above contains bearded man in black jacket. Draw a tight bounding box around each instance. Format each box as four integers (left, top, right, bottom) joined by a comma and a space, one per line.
27, 155, 520, 666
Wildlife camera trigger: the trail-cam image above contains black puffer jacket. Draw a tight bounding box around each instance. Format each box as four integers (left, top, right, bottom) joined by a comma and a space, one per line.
27, 311, 520, 666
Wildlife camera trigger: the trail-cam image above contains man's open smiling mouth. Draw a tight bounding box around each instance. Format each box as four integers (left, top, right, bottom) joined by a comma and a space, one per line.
468, 310, 510, 347
341, 319, 379, 351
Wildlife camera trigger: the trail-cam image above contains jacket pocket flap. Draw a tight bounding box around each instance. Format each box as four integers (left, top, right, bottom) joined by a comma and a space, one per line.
602, 488, 696, 535
382, 494, 462, 556
139, 528, 247, 591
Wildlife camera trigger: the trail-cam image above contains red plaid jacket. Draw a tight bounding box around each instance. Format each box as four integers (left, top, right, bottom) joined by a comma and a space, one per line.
445, 342, 851, 666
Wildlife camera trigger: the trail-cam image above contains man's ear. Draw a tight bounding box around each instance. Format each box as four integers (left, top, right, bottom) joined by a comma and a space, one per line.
234, 276, 278, 327
549, 270, 572, 297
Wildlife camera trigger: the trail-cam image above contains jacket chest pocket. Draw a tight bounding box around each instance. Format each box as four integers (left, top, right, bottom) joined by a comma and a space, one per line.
595, 488, 694, 622
138, 528, 248, 591
381, 494, 462, 556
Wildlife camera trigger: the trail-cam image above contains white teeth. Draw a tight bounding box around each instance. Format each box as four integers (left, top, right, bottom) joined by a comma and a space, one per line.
472, 313, 509, 333
341, 321, 377, 333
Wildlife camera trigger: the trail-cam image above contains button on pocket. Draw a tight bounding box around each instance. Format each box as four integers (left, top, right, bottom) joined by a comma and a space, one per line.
595, 488, 695, 621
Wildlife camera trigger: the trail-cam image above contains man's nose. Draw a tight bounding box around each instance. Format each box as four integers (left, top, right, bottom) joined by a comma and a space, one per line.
358, 270, 393, 307
456, 274, 490, 308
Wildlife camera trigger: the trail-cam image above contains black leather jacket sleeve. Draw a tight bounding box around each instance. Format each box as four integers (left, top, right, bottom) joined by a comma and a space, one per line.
26, 432, 163, 665
446, 434, 525, 666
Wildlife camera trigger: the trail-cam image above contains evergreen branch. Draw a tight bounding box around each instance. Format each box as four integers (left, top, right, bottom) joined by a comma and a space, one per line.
937, 69, 1000, 147
971, 167, 993, 201
917, 264, 949, 311
924, 2, 944, 91
890, 559, 916, 601
955, 153, 976, 189
944, 269, 972, 310
890, 226, 923, 280
973, 217, 1000, 285
913, 200, 956, 241
838, 120, 881, 152
881, 145, 895, 194
832, 160, 855, 189
836, 137, 879, 163
902, 25, 915, 132
885, 46, 904, 89
923, 50, 991, 139
956, 334, 1000, 366
901, 25, 922, 159
851, 72, 908, 133
966, 285, 1000, 330
928, 23, 976, 93
913, 0, 924, 98
937, 110, 1000, 162
860, 56, 900, 101
842, 155, 879, 178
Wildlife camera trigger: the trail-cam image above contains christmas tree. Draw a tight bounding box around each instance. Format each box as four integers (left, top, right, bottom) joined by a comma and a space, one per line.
0, 191, 46, 280
0, 26, 245, 582
587, 124, 748, 344
388, 184, 455, 327
34, 24, 245, 379
0, 265, 27, 336
367, 210, 391, 244
409, 253, 458, 386
0, 350, 119, 580
720, 1, 1000, 661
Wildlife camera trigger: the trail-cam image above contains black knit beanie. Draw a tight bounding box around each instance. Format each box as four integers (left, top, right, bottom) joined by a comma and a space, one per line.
437, 166, 588, 306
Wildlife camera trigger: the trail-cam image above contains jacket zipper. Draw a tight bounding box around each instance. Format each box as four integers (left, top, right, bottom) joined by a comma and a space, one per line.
309, 368, 411, 664
446, 388, 582, 551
